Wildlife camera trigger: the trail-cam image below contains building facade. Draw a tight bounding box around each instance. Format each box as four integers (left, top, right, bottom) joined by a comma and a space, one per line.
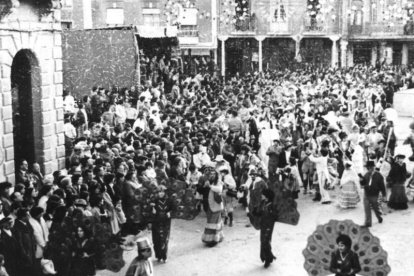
217, 0, 414, 78
0, 0, 65, 183
61, 0, 218, 74
61, 0, 414, 78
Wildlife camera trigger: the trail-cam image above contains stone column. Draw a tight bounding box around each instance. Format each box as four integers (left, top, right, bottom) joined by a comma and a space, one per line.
329, 35, 340, 68
379, 42, 387, 63
340, 40, 348, 68
256, 36, 266, 72
292, 35, 302, 62
347, 43, 354, 67
218, 36, 228, 80
371, 43, 378, 66
402, 43, 409, 66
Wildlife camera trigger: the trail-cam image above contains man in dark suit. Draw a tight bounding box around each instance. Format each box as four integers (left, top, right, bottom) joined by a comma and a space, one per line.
12, 208, 36, 274
359, 161, 386, 227
0, 217, 23, 276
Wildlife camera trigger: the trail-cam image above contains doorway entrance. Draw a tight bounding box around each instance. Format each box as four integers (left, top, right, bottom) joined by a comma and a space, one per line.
11, 49, 42, 174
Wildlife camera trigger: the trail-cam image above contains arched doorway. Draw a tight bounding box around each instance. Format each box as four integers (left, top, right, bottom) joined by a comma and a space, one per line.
11, 49, 42, 174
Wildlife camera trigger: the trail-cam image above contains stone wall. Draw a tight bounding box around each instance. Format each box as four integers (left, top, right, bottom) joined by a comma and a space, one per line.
0, 3, 65, 183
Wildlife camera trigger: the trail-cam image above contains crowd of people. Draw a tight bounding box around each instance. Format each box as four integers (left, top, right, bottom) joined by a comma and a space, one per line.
2, 56, 414, 276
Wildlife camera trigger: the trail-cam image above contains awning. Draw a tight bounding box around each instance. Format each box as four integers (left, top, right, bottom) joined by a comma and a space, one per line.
135, 25, 177, 38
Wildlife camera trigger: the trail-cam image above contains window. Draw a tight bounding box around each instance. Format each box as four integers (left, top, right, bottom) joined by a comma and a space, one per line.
106, 8, 124, 25
143, 0, 159, 9
143, 13, 161, 26
61, 21, 72, 30
273, 2, 287, 22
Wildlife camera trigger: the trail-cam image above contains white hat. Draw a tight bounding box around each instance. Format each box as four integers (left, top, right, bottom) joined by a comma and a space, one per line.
214, 155, 224, 162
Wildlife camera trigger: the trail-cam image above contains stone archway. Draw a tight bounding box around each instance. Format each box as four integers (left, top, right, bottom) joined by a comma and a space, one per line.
11, 49, 42, 173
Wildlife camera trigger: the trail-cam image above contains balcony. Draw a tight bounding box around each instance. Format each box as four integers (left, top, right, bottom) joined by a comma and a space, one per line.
349, 21, 412, 38
269, 20, 290, 35
301, 14, 339, 36
303, 17, 327, 34
177, 29, 199, 45
219, 15, 257, 36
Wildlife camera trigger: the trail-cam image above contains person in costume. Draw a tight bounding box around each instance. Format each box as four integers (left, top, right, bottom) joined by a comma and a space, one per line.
200, 168, 224, 246
252, 188, 277, 268
125, 237, 154, 276
387, 154, 410, 210
219, 168, 237, 227
150, 185, 173, 263
338, 161, 361, 209
403, 120, 414, 161
360, 161, 386, 227
71, 226, 97, 276
309, 148, 332, 204
330, 234, 361, 276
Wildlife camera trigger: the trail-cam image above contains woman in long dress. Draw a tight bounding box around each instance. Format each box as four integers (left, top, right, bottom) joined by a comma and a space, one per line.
338, 161, 361, 209
201, 169, 224, 247
387, 154, 410, 210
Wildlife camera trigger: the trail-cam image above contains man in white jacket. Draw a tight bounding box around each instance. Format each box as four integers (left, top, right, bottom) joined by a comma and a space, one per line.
309, 148, 332, 204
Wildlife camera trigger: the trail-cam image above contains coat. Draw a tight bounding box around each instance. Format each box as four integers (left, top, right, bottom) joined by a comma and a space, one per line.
0, 230, 22, 276
207, 183, 224, 213
28, 217, 49, 258
12, 220, 36, 270
360, 171, 386, 197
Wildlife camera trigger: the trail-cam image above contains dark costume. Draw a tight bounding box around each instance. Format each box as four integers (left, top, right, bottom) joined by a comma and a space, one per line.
0, 230, 22, 276
387, 161, 410, 210
71, 237, 97, 276
46, 222, 73, 276
360, 170, 386, 226
12, 220, 36, 274
253, 200, 276, 266
330, 249, 361, 276
151, 197, 173, 261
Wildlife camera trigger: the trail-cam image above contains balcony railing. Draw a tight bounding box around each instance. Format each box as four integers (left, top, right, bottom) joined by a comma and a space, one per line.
269, 20, 290, 34
177, 29, 199, 37
232, 17, 256, 33
349, 21, 409, 36
303, 17, 327, 33
218, 15, 257, 35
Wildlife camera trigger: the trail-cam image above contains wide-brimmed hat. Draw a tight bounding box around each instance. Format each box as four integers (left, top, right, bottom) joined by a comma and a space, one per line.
214, 155, 225, 162
395, 154, 406, 159
74, 199, 87, 207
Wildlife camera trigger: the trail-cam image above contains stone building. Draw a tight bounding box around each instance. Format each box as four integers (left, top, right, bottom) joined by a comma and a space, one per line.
0, 0, 65, 183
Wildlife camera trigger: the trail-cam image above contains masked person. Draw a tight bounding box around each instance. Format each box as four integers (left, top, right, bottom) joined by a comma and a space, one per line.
125, 237, 154, 276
